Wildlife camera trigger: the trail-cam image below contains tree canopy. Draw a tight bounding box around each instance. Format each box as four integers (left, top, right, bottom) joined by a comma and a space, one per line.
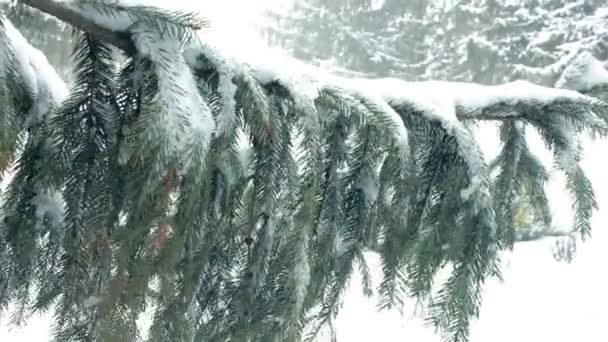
0, 1, 607, 341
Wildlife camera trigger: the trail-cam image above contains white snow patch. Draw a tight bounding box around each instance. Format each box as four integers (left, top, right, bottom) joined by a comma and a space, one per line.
357, 174, 379, 204
83, 296, 103, 309
529, 30, 557, 47
246, 51, 321, 128
216, 68, 238, 134
333, 233, 348, 258
461, 175, 483, 201
131, 26, 214, 169
0, 21, 37, 98
0, 19, 68, 123
192, 43, 245, 135
556, 51, 608, 91
359, 78, 587, 121
32, 186, 65, 230
349, 78, 460, 132
235, 130, 252, 172
117, 141, 131, 166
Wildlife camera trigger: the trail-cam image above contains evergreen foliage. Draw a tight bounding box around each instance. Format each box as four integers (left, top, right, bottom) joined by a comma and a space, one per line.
0, 1, 607, 342
269, 0, 608, 251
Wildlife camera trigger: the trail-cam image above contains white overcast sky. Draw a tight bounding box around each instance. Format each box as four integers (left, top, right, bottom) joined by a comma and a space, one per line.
2, 1, 608, 341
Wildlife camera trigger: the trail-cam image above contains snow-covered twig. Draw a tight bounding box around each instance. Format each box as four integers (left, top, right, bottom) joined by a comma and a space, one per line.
21, 0, 136, 52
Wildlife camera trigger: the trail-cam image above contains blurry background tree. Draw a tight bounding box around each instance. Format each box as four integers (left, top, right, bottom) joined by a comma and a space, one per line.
265, 0, 436, 79
267, 0, 608, 84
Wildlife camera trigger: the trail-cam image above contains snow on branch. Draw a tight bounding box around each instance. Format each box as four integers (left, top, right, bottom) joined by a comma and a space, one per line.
0, 15, 67, 124
21, 0, 206, 52
16, 0, 608, 129
20, 0, 136, 52
556, 51, 608, 92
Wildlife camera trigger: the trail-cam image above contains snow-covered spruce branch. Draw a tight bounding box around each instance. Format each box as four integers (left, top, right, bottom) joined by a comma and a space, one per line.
0, 1, 607, 342
20, 0, 136, 52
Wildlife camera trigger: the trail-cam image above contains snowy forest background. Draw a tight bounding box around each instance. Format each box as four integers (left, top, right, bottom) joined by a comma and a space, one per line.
1, 0, 608, 341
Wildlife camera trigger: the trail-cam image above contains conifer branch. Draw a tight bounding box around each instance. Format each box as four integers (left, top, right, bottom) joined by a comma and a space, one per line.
3, 1, 608, 342
20, 0, 136, 53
